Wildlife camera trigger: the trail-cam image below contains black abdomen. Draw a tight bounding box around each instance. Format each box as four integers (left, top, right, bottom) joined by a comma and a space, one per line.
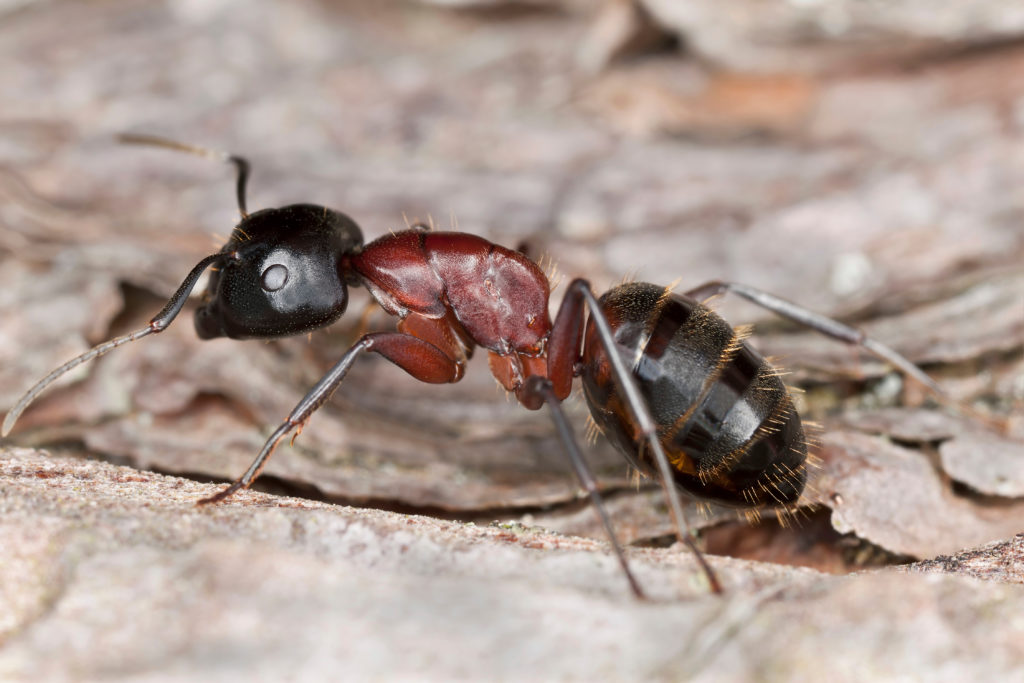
581, 282, 807, 508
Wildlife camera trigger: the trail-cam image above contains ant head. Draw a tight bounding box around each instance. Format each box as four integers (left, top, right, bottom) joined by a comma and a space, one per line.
195, 204, 364, 340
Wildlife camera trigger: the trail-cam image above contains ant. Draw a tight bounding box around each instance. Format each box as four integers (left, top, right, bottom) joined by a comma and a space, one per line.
2, 135, 981, 599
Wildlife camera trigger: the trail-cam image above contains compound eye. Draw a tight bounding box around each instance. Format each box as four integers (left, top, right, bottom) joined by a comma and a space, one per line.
261, 263, 289, 292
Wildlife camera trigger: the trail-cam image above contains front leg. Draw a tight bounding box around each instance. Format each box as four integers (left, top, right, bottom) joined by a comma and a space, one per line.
199, 332, 462, 504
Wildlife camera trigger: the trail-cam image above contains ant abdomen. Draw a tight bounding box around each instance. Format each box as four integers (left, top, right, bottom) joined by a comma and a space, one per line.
580, 282, 807, 509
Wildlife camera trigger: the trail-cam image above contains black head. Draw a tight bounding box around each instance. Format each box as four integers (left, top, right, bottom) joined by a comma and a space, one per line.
195, 204, 364, 340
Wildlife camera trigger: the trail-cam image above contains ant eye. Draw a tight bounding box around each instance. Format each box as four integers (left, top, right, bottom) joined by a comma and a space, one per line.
261, 263, 288, 292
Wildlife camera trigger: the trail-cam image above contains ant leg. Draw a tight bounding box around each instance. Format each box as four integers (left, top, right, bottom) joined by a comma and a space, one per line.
3, 253, 222, 437
523, 376, 645, 599
548, 278, 723, 594
118, 133, 252, 217
199, 332, 461, 505
685, 281, 949, 398
684, 281, 1005, 431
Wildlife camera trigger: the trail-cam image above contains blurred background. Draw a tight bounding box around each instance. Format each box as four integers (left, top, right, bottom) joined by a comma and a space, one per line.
2, 0, 1022, 570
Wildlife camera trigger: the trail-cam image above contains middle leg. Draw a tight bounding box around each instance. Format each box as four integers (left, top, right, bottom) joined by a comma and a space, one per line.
543, 278, 723, 594
524, 375, 645, 599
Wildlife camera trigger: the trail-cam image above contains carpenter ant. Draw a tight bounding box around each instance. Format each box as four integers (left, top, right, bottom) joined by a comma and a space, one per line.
3, 135, 970, 598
